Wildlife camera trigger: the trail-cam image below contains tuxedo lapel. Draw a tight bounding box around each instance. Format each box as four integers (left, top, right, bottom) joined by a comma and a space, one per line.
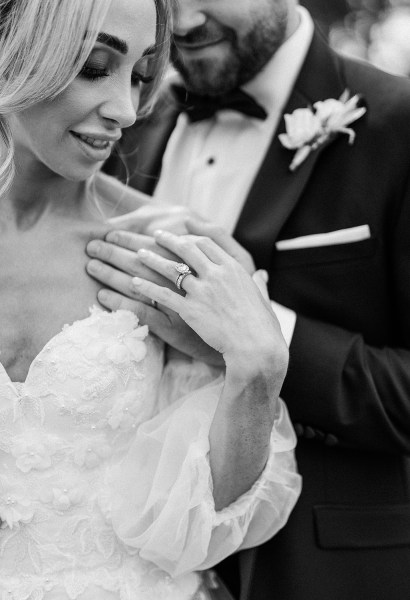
234, 30, 346, 270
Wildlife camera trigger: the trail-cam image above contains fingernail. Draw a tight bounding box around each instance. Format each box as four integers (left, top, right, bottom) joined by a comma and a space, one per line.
105, 231, 118, 243
98, 289, 108, 303
154, 229, 168, 237
87, 259, 101, 272
132, 277, 142, 286
87, 241, 101, 256
137, 248, 148, 256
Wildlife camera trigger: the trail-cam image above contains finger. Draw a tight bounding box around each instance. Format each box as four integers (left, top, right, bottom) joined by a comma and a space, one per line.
98, 290, 202, 353
87, 243, 173, 288
105, 230, 180, 261
186, 217, 255, 274
136, 248, 197, 294
97, 288, 143, 312
104, 230, 154, 252
87, 259, 144, 299
153, 230, 218, 273
195, 235, 233, 265
132, 277, 184, 313
87, 240, 143, 276
98, 288, 167, 326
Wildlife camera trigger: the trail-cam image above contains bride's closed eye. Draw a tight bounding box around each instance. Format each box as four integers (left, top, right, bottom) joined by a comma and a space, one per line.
79, 65, 154, 85
79, 51, 155, 86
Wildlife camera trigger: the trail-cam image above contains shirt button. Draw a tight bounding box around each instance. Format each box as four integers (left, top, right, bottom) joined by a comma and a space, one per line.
207, 157, 215, 165
304, 426, 316, 439
325, 434, 339, 447
314, 429, 325, 441
293, 423, 304, 437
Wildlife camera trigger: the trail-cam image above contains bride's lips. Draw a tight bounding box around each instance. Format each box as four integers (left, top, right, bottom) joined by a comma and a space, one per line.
70, 131, 120, 162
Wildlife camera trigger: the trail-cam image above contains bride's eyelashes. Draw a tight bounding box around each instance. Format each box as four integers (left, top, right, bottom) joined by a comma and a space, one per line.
79, 64, 109, 81
79, 55, 154, 86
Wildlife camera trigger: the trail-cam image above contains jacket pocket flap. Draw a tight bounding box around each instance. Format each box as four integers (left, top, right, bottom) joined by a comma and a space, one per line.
314, 504, 410, 549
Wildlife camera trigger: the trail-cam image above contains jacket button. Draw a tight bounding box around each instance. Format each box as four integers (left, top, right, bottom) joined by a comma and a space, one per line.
294, 423, 304, 437
325, 434, 339, 447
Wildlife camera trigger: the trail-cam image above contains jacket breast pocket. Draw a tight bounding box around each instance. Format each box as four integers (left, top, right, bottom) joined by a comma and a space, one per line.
272, 237, 377, 269
314, 503, 410, 549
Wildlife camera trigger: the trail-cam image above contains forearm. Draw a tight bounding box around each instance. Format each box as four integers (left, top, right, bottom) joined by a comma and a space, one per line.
283, 314, 410, 454
209, 353, 285, 510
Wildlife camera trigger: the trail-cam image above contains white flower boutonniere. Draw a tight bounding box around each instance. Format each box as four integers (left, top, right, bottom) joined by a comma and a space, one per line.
279, 90, 367, 171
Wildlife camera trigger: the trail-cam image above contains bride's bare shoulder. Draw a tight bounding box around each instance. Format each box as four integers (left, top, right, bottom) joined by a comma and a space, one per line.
93, 171, 151, 217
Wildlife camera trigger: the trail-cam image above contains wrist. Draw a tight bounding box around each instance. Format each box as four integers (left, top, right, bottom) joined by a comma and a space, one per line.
224, 345, 289, 395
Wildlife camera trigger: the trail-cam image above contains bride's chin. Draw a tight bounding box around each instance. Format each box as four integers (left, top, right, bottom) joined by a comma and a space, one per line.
58, 161, 103, 182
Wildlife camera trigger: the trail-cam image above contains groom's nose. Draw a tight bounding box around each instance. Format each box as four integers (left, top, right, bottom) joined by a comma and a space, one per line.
173, 0, 207, 37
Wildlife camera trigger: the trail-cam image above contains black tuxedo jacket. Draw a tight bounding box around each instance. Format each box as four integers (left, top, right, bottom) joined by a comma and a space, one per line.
104, 31, 410, 600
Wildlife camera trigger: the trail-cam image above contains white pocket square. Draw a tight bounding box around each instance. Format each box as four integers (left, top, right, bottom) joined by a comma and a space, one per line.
275, 225, 371, 251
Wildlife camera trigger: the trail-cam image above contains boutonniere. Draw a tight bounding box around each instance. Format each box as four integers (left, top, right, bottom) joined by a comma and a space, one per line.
279, 90, 367, 172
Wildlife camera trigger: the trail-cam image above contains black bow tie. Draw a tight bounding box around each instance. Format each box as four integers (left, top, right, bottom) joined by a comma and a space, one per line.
172, 85, 267, 123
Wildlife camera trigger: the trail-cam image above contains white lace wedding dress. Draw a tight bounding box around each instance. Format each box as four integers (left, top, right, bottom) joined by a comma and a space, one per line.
0, 307, 301, 600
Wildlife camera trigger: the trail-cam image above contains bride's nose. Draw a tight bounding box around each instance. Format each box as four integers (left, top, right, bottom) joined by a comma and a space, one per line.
99, 81, 138, 129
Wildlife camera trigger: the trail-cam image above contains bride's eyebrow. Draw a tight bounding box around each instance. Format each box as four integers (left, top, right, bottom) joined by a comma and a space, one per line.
95, 33, 156, 59
96, 32, 128, 54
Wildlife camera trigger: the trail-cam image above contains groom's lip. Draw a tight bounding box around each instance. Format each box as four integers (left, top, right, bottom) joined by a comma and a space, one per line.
174, 37, 226, 51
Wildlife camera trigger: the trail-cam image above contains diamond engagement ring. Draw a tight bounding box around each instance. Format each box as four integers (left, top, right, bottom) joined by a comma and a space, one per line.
175, 263, 193, 291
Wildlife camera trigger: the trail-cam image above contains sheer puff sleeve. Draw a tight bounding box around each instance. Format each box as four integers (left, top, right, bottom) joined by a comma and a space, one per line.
110, 357, 301, 578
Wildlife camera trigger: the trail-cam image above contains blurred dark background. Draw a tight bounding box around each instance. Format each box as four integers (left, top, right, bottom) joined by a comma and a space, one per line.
300, 0, 410, 76
302, 0, 351, 33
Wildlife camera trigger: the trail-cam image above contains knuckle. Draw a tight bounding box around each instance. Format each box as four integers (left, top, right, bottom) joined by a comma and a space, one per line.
112, 296, 125, 311
105, 230, 119, 244
208, 224, 224, 237
171, 206, 187, 216
102, 242, 114, 261
178, 237, 191, 252
196, 235, 212, 249
128, 257, 142, 277
161, 287, 173, 301
99, 290, 118, 310
196, 235, 209, 244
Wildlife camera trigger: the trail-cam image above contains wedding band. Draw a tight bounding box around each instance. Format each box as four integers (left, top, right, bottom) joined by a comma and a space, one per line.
175, 272, 191, 291
174, 263, 193, 291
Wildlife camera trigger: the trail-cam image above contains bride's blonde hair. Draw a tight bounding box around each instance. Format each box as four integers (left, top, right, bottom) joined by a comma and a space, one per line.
0, 0, 172, 197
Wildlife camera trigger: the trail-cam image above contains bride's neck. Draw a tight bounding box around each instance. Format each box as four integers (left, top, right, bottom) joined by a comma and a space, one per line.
1, 160, 90, 230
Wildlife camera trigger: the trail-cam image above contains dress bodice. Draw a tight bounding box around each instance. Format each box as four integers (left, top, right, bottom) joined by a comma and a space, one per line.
0, 308, 301, 600
0, 308, 186, 599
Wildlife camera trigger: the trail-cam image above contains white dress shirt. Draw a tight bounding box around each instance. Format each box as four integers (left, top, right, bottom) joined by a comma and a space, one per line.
154, 7, 314, 345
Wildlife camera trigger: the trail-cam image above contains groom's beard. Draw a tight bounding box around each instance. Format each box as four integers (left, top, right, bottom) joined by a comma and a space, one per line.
171, 9, 288, 96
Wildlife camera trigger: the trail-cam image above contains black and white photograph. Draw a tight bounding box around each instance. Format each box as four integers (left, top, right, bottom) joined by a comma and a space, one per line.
0, 0, 410, 598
